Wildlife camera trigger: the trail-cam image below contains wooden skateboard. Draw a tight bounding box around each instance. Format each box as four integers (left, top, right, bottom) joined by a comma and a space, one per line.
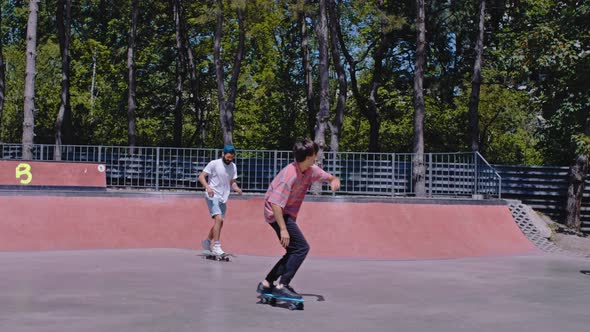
199, 250, 235, 262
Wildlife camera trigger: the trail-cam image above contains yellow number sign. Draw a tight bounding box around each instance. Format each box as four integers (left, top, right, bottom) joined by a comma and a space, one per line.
16, 163, 32, 184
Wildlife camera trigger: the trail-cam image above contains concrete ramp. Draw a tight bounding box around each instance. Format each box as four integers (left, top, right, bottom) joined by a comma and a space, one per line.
0, 193, 538, 259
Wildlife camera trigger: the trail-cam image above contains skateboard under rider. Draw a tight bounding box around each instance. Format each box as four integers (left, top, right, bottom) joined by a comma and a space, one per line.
200, 250, 235, 262
258, 291, 304, 310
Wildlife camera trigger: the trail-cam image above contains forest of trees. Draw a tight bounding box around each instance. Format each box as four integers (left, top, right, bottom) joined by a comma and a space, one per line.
0, 0, 588, 167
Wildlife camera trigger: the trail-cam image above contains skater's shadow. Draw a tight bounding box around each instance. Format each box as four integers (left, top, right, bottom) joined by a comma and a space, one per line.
300, 293, 325, 302
581, 270, 590, 276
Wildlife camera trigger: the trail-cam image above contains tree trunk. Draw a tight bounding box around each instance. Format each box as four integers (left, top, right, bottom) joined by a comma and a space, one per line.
22, 0, 40, 160
225, 4, 245, 145
90, 48, 97, 112
54, 0, 72, 161
127, 0, 139, 152
301, 10, 317, 140
0, 3, 5, 141
173, 0, 186, 147
468, 0, 486, 152
307, 0, 330, 195
412, 0, 427, 197
314, 0, 329, 165
186, 46, 206, 147
366, 20, 390, 153
214, 0, 226, 143
214, 0, 245, 146
327, 0, 346, 153
183, 6, 206, 147
565, 155, 588, 231
336, 2, 387, 152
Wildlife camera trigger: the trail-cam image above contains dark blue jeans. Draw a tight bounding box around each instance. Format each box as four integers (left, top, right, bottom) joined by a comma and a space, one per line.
265, 215, 310, 286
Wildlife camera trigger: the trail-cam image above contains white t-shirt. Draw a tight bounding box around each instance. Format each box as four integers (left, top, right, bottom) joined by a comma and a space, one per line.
201, 158, 238, 203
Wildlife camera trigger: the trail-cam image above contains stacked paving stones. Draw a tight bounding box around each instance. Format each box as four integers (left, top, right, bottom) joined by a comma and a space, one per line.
507, 200, 590, 259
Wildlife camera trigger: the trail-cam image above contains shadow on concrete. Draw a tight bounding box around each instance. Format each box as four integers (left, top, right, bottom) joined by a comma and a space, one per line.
300, 293, 326, 302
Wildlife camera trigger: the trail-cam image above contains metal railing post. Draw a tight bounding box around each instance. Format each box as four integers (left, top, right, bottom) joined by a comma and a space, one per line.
273, 150, 277, 179
332, 150, 336, 197
428, 153, 432, 197
474, 152, 479, 195
156, 147, 160, 191
408, 153, 416, 195
391, 153, 395, 197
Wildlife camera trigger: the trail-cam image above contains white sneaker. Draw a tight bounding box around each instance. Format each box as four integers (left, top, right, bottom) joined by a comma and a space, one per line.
202, 239, 211, 251
212, 243, 225, 256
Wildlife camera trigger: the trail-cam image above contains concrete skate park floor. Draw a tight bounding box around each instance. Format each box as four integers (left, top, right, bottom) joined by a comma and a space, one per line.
1, 249, 589, 332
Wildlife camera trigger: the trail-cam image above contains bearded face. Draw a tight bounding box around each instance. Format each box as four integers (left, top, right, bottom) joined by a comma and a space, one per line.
222, 153, 235, 165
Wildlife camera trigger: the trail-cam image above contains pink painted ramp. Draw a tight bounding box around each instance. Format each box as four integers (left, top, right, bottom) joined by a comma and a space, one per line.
294, 201, 539, 259
0, 193, 538, 259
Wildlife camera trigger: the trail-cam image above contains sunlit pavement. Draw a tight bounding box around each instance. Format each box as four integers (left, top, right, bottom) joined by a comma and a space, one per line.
1, 249, 589, 332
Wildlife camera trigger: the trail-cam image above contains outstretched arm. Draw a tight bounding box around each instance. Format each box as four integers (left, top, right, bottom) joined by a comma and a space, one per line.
328, 175, 341, 192
311, 165, 341, 192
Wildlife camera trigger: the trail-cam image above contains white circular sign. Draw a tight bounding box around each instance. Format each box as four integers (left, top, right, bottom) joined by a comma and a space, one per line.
98, 164, 106, 172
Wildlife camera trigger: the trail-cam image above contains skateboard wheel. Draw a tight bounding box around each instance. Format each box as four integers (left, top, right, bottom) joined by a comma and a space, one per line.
288, 302, 304, 310
259, 296, 275, 305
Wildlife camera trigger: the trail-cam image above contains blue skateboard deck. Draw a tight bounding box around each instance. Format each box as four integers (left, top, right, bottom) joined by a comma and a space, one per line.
258, 292, 304, 310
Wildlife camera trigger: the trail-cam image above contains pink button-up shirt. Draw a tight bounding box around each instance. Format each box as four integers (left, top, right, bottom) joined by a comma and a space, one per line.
264, 162, 333, 223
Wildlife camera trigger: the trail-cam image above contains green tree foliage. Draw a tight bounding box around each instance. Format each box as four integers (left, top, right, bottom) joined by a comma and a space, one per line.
0, 0, 584, 166
497, 0, 589, 165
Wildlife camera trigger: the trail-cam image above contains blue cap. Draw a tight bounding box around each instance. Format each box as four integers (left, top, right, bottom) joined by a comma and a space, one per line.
223, 145, 236, 154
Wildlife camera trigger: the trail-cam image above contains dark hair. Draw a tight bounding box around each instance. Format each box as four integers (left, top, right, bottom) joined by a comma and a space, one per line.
293, 138, 318, 162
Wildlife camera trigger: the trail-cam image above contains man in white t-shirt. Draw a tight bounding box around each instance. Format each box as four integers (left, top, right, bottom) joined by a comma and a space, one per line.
198, 145, 242, 255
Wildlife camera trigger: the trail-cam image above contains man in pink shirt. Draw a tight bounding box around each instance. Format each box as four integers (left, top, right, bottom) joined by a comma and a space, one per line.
256, 139, 340, 300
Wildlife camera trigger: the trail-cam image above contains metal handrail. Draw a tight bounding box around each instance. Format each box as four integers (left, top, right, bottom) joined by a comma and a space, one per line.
0, 143, 502, 198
